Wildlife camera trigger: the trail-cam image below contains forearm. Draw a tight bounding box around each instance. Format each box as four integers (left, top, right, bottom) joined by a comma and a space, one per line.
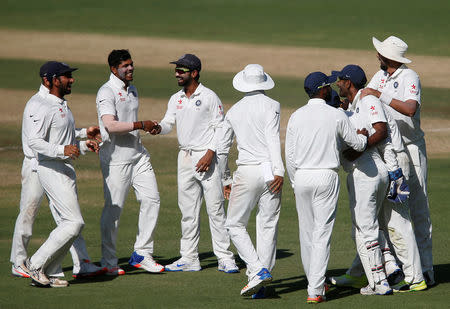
29, 138, 66, 159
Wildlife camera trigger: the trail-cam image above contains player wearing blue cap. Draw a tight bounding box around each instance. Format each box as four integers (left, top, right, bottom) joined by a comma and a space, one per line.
285, 72, 368, 303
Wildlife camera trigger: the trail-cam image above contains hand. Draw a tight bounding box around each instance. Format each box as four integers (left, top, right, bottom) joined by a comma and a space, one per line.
195, 149, 215, 172
150, 121, 162, 135
86, 140, 99, 153
269, 176, 284, 194
86, 126, 101, 142
357, 128, 369, 137
342, 148, 363, 161
223, 184, 232, 200
64, 144, 80, 159
360, 88, 380, 99
142, 120, 156, 132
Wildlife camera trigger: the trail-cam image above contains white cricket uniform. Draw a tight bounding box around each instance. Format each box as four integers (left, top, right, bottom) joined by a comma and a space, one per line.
285, 98, 367, 296
342, 91, 389, 287
218, 91, 284, 279
97, 73, 160, 268
27, 93, 85, 275
10, 85, 94, 275
368, 65, 431, 276
159, 83, 233, 262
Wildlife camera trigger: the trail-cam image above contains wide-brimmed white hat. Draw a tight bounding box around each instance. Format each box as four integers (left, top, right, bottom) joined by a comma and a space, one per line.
372, 36, 411, 64
233, 64, 274, 92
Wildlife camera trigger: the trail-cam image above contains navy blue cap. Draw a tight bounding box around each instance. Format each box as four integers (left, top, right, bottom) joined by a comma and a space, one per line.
40, 61, 77, 79
170, 54, 201, 71
304, 72, 332, 97
330, 64, 367, 88
326, 90, 341, 108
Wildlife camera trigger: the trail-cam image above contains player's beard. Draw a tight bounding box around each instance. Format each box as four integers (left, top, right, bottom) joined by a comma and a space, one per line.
117, 66, 133, 82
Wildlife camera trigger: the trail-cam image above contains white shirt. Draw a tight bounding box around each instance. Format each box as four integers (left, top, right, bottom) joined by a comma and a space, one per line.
218, 91, 285, 177
96, 73, 145, 165
159, 83, 224, 152
367, 65, 423, 145
285, 98, 367, 185
343, 91, 387, 172
28, 93, 76, 162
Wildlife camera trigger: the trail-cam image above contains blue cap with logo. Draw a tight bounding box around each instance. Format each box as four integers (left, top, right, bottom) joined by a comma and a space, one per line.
330, 64, 367, 89
170, 54, 201, 72
39, 61, 77, 79
304, 72, 332, 97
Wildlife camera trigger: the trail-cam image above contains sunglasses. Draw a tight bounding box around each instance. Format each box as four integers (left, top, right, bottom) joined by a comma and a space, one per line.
175, 67, 191, 74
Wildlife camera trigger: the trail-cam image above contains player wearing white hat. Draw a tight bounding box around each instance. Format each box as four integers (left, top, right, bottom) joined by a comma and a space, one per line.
97, 50, 164, 275
362, 35, 434, 288
218, 64, 284, 298
151, 54, 238, 273
10, 61, 106, 281
285, 72, 368, 303
25, 62, 99, 287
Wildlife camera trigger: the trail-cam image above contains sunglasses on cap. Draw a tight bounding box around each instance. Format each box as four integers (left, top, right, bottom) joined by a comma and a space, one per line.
175, 67, 191, 74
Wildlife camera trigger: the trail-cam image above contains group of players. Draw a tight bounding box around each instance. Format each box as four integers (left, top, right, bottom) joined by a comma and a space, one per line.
9, 34, 433, 303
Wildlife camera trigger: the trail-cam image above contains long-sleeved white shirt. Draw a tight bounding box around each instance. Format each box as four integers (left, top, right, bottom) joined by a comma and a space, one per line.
96, 73, 145, 165
285, 98, 367, 186
218, 91, 285, 179
367, 65, 423, 145
159, 83, 224, 152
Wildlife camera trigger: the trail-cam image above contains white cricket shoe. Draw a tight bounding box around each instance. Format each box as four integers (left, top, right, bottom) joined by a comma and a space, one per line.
218, 259, 239, 273
105, 266, 125, 276
360, 280, 393, 295
73, 260, 107, 278
49, 277, 69, 288
128, 252, 164, 273
25, 258, 50, 287
12, 263, 30, 278
241, 268, 273, 297
165, 258, 201, 272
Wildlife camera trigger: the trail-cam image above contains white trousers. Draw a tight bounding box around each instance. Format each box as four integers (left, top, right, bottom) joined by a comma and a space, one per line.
11, 157, 90, 275
177, 149, 233, 261
405, 140, 432, 273
347, 162, 388, 287
225, 165, 281, 279
100, 154, 160, 268
30, 160, 84, 275
295, 169, 339, 296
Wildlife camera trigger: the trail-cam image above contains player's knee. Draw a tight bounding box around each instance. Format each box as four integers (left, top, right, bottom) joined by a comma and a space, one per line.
66, 221, 84, 238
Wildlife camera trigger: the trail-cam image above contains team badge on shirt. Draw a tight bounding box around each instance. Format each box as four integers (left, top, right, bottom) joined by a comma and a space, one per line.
394, 82, 399, 89
356, 107, 359, 113
195, 100, 202, 106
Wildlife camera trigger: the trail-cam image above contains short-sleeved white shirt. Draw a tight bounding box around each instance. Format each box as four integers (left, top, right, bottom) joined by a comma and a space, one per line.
367, 65, 423, 144
96, 73, 145, 165
159, 83, 224, 152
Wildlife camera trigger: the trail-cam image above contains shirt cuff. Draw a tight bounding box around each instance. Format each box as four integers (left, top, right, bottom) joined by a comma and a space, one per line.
57, 145, 65, 157
379, 92, 393, 105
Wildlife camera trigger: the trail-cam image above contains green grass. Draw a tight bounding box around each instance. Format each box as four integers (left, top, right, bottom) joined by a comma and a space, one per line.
1, 58, 450, 117
2, 0, 449, 56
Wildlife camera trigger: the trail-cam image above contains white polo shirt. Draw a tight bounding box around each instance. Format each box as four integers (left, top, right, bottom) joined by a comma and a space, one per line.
285, 98, 367, 184
367, 65, 423, 145
96, 73, 145, 165
219, 91, 285, 177
343, 91, 387, 172
28, 93, 76, 162
159, 83, 224, 152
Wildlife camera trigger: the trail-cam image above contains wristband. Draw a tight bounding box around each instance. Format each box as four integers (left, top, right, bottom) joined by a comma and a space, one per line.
379, 92, 393, 106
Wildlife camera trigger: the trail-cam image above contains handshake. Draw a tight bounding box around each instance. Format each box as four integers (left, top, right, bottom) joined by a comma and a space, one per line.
134, 120, 162, 135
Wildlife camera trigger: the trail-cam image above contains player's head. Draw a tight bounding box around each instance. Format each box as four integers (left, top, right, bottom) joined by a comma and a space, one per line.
326, 89, 342, 108
170, 54, 201, 87
304, 72, 332, 101
41, 61, 77, 98
330, 64, 366, 98
108, 49, 134, 84
372, 36, 411, 71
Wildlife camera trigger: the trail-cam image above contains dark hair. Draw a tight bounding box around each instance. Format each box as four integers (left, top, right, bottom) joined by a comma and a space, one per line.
108, 49, 131, 68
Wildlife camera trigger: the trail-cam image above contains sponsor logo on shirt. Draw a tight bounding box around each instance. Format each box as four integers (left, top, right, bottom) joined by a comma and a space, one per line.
370, 105, 378, 116
177, 99, 183, 109
410, 84, 418, 94
59, 107, 66, 118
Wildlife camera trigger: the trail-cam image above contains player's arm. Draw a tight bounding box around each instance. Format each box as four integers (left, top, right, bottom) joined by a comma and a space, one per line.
338, 113, 368, 152
216, 115, 235, 199
361, 88, 418, 117
101, 114, 155, 134
264, 103, 284, 194
153, 96, 177, 135
367, 122, 388, 147
285, 114, 298, 189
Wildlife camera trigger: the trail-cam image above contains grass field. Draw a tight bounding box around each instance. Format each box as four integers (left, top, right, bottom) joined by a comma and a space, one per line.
1, 1, 449, 308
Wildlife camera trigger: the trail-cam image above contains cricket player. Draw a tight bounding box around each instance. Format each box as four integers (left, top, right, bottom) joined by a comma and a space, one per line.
97, 49, 164, 276
151, 54, 238, 273
285, 72, 368, 304
218, 64, 284, 298
10, 61, 105, 280
362, 35, 434, 287
26, 61, 98, 287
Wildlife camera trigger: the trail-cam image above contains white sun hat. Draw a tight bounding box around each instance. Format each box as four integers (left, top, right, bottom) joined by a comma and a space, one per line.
372, 36, 412, 64
233, 64, 275, 92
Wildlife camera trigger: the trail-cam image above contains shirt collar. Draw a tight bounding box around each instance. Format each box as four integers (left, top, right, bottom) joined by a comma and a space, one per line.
47, 93, 66, 106
180, 83, 204, 98
387, 64, 408, 80
351, 89, 363, 109
307, 98, 326, 105
38, 84, 49, 96
244, 90, 265, 97
109, 73, 128, 90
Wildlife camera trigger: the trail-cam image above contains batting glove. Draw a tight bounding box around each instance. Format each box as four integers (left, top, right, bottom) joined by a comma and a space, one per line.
387, 168, 410, 204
